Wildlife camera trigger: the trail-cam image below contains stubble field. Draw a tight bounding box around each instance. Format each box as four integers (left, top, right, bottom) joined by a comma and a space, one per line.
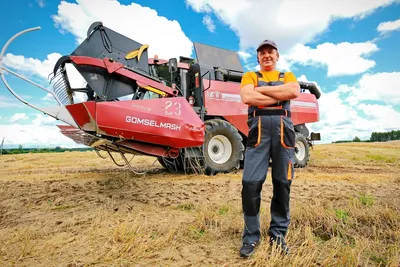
0, 141, 399, 266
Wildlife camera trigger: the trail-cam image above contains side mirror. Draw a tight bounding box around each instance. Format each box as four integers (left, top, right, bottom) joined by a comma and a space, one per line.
168, 58, 178, 73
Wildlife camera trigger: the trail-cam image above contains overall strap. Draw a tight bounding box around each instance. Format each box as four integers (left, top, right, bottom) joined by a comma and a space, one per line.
255, 71, 262, 85
278, 72, 285, 82
255, 71, 285, 83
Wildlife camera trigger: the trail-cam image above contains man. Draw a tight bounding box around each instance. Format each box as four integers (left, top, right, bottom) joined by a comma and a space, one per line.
239, 40, 300, 257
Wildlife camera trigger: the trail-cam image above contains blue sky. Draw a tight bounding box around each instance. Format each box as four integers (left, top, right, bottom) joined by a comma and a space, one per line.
0, 0, 399, 148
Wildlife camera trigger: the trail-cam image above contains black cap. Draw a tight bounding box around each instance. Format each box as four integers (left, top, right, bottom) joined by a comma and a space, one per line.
256, 40, 278, 52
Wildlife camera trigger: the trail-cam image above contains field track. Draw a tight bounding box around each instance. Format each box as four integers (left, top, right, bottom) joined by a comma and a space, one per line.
1, 141, 399, 266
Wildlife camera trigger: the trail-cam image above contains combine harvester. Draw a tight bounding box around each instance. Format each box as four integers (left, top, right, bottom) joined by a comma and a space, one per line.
0, 22, 321, 175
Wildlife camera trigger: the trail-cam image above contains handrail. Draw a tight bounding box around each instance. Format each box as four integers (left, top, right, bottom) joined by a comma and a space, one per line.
0, 27, 78, 127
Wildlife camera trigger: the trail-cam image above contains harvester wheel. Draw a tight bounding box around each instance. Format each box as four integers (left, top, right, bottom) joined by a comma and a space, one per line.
157, 154, 184, 173
204, 119, 244, 175
294, 132, 309, 168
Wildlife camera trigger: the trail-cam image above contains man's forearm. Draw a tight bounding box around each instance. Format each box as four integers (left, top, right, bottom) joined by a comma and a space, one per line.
240, 88, 279, 106
255, 82, 300, 100
248, 94, 279, 106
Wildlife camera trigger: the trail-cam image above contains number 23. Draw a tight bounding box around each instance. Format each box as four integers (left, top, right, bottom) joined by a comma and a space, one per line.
165, 101, 181, 116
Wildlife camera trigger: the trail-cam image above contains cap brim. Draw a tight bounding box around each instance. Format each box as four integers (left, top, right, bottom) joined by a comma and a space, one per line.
257, 44, 278, 51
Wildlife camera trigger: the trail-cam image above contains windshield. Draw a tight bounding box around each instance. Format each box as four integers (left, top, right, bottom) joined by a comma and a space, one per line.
150, 63, 173, 86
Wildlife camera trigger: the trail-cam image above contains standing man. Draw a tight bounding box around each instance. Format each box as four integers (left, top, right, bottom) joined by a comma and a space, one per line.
239, 40, 300, 257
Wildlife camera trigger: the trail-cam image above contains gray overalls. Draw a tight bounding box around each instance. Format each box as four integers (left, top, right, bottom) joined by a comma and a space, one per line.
241, 72, 295, 244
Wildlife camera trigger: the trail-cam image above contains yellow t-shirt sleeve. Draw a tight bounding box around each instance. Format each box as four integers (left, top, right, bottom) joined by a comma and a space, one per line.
240, 72, 256, 88
284, 72, 297, 83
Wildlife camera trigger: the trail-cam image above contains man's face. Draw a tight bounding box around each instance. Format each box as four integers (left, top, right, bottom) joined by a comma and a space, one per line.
257, 46, 279, 71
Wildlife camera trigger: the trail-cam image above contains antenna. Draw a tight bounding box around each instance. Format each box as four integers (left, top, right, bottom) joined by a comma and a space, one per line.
0, 137, 4, 155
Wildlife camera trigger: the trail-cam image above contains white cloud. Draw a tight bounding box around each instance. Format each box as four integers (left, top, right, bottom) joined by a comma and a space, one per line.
358, 104, 400, 127
238, 51, 251, 61
10, 113, 28, 123
65, 63, 86, 89
284, 42, 378, 76
0, 95, 24, 108
345, 72, 400, 105
297, 75, 309, 82
0, 113, 85, 148
0, 123, 84, 148
3, 52, 62, 79
52, 0, 193, 60
309, 91, 400, 143
32, 114, 57, 126
308, 72, 400, 143
318, 91, 358, 127
277, 56, 292, 72
36, 0, 45, 8
377, 18, 400, 33
185, 0, 397, 53
42, 93, 55, 102
202, 15, 216, 32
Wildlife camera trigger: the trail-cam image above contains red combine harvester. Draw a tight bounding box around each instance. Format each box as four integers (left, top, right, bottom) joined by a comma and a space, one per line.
0, 22, 321, 175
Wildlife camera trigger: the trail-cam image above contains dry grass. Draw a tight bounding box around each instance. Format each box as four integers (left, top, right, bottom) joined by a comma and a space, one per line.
0, 141, 399, 266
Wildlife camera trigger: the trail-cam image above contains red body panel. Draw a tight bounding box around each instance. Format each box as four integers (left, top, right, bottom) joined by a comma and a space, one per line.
84, 101, 96, 123
65, 102, 96, 131
203, 79, 319, 136
65, 97, 205, 149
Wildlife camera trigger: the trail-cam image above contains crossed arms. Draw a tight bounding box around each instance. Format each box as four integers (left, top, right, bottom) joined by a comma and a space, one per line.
240, 82, 300, 106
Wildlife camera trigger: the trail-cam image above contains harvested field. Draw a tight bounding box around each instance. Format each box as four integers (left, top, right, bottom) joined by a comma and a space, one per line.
0, 141, 399, 266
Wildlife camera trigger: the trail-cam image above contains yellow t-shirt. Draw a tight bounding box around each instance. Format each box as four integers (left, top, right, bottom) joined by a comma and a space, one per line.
240, 70, 297, 88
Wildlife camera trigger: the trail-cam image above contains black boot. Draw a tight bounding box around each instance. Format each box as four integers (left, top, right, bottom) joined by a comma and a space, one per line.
239, 242, 259, 258
269, 235, 289, 255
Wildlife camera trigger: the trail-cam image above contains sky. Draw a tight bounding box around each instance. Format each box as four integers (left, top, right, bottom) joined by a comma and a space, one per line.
0, 0, 399, 148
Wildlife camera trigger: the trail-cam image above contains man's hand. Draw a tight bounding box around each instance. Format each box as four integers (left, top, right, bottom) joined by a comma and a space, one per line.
240, 84, 279, 106
255, 82, 300, 100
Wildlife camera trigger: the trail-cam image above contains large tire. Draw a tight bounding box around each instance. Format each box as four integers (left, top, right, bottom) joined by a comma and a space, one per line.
294, 132, 309, 168
203, 119, 244, 175
157, 153, 184, 173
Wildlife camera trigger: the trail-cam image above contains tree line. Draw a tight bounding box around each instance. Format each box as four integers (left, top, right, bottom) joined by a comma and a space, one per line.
2, 129, 399, 153
333, 130, 400, 143
1, 146, 93, 155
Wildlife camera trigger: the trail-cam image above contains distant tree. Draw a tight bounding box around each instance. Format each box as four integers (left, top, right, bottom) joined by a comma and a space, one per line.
18, 144, 23, 151
353, 136, 361, 142
370, 130, 400, 142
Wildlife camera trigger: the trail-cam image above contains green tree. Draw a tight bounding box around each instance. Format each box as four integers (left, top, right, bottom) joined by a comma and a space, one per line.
353, 136, 361, 142
370, 130, 400, 142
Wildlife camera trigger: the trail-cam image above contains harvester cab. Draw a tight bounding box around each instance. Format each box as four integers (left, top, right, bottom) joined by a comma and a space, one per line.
0, 21, 321, 175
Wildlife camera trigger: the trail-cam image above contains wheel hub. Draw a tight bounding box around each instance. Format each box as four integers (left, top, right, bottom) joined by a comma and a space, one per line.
208, 135, 232, 164
212, 145, 219, 154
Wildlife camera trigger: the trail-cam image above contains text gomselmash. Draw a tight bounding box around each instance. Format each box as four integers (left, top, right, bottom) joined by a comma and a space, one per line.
126, 116, 181, 131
